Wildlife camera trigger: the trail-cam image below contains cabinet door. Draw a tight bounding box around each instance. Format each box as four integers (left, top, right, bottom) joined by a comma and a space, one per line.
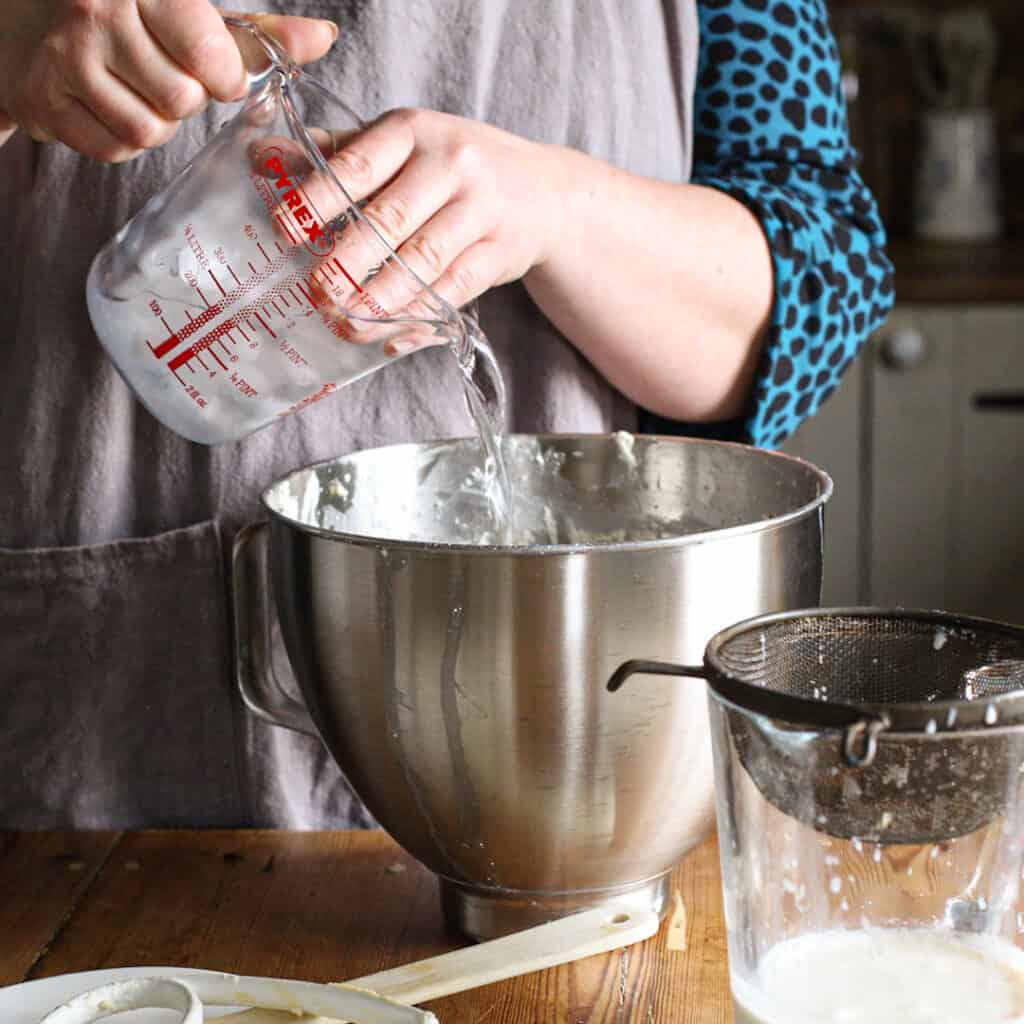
948, 308, 1024, 623
783, 358, 864, 606
868, 308, 956, 609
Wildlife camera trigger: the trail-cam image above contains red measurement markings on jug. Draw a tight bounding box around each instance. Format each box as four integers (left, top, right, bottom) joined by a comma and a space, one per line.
280, 341, 308, 368
147, 157, 395, 389
280, 380, 338, 418
253, 146, 335, 257
182, 383, 207, 408
145, 233, 294, 379
250, 146, 394, 321
228, 372, 258, 398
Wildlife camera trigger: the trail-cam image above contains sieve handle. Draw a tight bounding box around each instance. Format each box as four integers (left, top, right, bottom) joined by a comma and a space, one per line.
607, 658, 887, 768
607, 660, 707, 692
232, 522, 319, 737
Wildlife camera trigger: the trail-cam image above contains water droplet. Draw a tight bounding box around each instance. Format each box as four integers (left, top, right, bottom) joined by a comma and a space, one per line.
946, 707, 959, 728
829, 877, 842, 894
925, 718, 938, 735
985, 704, 999, 726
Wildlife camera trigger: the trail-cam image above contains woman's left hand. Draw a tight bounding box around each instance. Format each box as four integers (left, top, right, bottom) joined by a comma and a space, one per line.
324, 107, 568, 319
315, 104, 772, 425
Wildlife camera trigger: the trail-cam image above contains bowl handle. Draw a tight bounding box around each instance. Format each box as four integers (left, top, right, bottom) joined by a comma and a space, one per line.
606, 660, 707, 693
231, 522, 319, 736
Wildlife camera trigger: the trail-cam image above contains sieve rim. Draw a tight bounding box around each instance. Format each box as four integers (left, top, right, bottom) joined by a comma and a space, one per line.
703, 606, 1024, 734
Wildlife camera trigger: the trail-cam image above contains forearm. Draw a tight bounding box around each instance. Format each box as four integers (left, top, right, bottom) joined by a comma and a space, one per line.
524, 146, 773, 423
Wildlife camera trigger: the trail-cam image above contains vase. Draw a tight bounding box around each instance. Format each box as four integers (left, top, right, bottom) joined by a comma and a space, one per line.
913, 108, 1001, 242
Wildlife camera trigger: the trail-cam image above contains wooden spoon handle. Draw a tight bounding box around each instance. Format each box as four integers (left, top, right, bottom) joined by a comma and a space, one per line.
348, 906, 660, 1006
216, 906, 660, 1023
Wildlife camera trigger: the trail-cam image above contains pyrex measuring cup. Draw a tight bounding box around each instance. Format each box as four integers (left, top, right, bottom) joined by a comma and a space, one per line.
87, 18, 483, 445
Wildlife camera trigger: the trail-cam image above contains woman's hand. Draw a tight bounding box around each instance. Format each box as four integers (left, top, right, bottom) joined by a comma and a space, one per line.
0, 0, 337, 161
324, 107, 771, 423
324, 108, 568, 320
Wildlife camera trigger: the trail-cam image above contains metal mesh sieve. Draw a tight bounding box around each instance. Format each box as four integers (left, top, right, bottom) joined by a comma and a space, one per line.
610, 609, 1024, 844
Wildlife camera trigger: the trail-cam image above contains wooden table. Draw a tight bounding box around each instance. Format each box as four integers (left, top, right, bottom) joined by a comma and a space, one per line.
0, 830, 730, 1022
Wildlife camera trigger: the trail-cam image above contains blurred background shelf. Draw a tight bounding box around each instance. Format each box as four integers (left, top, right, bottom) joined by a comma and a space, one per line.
891, 239, 1024, 305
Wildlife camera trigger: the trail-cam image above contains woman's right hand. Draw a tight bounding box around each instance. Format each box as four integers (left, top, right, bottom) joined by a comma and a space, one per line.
0, 1, 338, 161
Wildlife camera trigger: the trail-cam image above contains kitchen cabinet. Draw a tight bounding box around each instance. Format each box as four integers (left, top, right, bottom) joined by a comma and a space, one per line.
784, 304, 1024, 624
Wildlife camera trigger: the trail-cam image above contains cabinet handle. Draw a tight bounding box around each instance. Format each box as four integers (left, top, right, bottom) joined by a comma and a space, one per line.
879, 328, 928, 370
974, 393, 1024, 411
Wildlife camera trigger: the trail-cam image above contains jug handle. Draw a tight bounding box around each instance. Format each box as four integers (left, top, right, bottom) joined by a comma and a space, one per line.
232, 522, 319, 737
607, 660, 707, 692
222, 15, 296, 77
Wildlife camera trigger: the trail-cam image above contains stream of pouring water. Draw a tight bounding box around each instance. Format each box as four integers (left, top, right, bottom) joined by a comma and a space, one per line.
452, 314, 512, 539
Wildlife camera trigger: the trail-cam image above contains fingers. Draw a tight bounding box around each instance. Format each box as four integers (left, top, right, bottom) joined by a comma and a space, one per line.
45, 95, 145, 163
104, 3, 209, 121
327, 110, 420, 202
329, 151, 455, 287
302, 112, 444, 322
305, 112, 504, 345
322, 207, 495, 358
5, 2, 338, 164
70, 61, 179, 152
429, 240, 506, 310
138, 0, 247, 102
243, 14, 339, 66
355, 199, 483, 318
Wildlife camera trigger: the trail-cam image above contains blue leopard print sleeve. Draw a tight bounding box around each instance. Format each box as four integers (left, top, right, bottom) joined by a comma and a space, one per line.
644, 0, 894, 449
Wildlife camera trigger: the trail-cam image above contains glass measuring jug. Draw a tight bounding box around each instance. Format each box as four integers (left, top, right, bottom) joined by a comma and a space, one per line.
87, 19, 488, 445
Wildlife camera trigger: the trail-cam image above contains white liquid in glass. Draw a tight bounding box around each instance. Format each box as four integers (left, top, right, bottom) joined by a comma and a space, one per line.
732, 929, 1024, 1024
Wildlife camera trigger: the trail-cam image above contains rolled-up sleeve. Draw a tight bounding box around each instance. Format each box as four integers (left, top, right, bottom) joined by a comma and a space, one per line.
646, 0, 894, 448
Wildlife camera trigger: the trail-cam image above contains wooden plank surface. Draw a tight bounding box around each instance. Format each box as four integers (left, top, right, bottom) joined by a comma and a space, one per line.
0, 831, 730, 1022
0, 831, 123, 987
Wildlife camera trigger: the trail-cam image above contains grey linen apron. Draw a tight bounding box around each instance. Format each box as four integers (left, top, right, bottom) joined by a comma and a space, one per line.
0, 0, 698, 827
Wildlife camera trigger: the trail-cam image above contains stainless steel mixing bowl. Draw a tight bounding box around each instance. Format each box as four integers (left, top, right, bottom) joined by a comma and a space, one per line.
233, 434, 831, 939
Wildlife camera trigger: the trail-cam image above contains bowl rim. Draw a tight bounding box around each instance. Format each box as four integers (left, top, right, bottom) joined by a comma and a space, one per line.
259, 432, 834, 556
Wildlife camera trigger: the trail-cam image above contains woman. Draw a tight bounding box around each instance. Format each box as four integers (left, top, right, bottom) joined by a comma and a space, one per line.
0, 0, 891, 827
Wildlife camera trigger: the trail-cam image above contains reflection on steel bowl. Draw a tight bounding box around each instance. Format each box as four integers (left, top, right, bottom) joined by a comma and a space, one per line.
233, 434, 832, 939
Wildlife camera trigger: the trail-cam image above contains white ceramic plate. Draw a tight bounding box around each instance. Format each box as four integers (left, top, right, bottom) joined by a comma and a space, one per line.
0, 967, 241, 1022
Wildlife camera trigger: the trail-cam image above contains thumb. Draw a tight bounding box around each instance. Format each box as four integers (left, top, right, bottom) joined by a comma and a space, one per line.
229, 12, 339, 66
